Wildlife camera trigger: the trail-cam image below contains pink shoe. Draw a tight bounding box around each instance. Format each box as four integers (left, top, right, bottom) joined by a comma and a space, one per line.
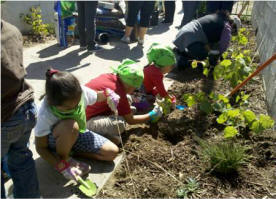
68, 158, 91, 176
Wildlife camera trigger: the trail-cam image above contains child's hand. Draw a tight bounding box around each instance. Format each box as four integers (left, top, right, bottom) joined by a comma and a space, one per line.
169, 94, 176, 106
148, 105, 163, 123
56, 160, 81, 181
105, 88, 120, 115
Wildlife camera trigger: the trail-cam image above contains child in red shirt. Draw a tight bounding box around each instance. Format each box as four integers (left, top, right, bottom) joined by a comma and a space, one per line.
132, 43, 177, 112
85, 59, 163, 145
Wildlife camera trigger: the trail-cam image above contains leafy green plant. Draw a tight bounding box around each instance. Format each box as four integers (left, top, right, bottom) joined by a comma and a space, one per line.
213, 28, 257, 88
217, 109, 275, 138
20, 6, 52, 40
176, 177, 199, 198
191, 59, 210, 77
182, 92, 231, 114
234, 91, 250, 107
198, 139, 248, 174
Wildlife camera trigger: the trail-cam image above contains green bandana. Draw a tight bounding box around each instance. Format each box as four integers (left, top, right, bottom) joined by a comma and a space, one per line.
50, 96, 86, 133
113, 59, 144, 88
147, 43, 176, 68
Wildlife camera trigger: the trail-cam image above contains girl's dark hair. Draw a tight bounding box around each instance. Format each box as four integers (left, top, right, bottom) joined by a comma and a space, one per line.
45, 69, 82, 106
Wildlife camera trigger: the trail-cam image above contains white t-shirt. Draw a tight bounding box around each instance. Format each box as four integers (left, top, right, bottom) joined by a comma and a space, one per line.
34, 86, 97, 137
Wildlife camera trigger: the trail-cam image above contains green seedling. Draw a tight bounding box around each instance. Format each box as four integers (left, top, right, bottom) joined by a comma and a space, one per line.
176, 177, 199, 198
197, 138, 248, 174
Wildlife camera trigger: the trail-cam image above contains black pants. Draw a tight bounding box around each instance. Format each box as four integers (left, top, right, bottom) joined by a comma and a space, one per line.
206, 1, 234, 14
126, 1, 155, 27
180, 1, 200, 27
164, 1, 175, 23
177, 42, 219, 69
77, 1, 98, 47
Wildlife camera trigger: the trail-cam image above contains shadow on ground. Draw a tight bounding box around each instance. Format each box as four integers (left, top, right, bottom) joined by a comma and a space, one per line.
26, 48, 91, 80
94, 39, 144, 62
147, 23, 171, 35
37, 43, 65, 59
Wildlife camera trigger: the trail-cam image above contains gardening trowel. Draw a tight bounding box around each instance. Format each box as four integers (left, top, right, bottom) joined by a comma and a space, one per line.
76, 176, 97, 197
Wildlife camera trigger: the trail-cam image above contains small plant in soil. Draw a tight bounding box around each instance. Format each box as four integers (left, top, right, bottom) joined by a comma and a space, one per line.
182, 90, 274, 138
176, 177, 199, 198
182, 92, 231, 114
20, 6, 53, 41
197, 138, 248, 175
217, 109, 275, 138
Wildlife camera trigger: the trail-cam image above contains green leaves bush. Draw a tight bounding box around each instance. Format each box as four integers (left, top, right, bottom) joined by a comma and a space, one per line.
20, 6, 53, 41
182, 91, 274, 138
198, 139, 248, 174
217, 109, 274, 138
213, 28, 257, 88
182, 92, 231, 114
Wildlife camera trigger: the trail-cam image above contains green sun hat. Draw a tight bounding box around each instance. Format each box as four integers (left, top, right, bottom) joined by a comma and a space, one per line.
113, 59, 144, 88
147, 43, 176, 68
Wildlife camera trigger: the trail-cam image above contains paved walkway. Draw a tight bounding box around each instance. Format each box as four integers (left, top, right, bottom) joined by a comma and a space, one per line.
4, 2, 183, 198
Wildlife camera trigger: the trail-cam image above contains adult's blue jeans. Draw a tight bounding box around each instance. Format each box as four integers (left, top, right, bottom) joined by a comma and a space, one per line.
1, 101, 40, 198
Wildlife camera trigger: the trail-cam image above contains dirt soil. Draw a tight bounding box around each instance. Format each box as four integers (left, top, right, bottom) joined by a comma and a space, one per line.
98, 25, 276, 198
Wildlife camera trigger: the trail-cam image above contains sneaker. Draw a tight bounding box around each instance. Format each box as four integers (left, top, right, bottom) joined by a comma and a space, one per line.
87, 44, 103, 52
68, 158, 91, 176
137, 38, 144, 45
161, 20, 173, 24
121, 35, 130, 44
79, 45, 87, 51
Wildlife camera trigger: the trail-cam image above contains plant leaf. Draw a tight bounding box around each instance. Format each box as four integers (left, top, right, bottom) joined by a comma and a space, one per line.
203, 68, 209, 76
185, 96, 197, 107
217, 113, 228, 124
239, 35, 248, 45
224, 126, 238, 138
220, 60, 232, 68
259, 114, 274, 129
250, 120, 263, 134
191, 60, 198, 69
227, 109, 240, 118
218, 94, 229, 103
199, 100, 213, 114
243, 110, 256, 124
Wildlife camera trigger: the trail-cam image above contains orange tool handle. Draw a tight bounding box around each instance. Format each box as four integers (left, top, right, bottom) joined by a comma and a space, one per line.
228, 53, 276, 97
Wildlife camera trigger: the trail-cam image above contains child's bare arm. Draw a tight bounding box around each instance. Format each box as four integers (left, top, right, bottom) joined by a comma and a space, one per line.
123, 113, 151, 124
96, 91, 106, 102
35, 136, 60, 167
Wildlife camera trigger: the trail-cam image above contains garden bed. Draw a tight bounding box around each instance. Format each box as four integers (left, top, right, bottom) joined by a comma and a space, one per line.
98, 25, 276, 198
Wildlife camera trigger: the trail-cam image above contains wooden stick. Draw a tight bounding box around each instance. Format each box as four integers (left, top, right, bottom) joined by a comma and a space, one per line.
227, 53, 276, 97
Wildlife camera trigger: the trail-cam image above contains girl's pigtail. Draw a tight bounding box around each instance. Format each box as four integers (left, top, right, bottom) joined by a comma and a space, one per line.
46, 68, 59, 79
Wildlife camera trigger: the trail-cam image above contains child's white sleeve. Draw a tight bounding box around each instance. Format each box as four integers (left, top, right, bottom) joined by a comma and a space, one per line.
82, 86, 98, 106
34, 99, 58, 137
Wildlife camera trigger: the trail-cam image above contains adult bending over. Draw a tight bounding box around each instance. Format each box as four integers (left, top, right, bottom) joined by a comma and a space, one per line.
174, 11, 238, 70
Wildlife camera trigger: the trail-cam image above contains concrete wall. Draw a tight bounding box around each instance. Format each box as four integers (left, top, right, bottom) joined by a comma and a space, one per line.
1, 1, 55, 34
251, 1, 276, 122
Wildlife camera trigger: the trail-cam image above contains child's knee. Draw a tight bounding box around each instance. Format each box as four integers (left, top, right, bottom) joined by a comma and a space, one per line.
52, 119, 79, 138
101, 141, 119, 161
